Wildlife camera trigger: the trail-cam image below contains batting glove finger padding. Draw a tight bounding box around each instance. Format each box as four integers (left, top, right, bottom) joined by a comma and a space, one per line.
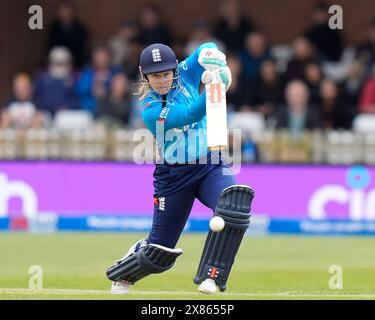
215, 66, 232, 91
198, 48, 227, 70
201, 67, 232, 91
201, 69, 216, 84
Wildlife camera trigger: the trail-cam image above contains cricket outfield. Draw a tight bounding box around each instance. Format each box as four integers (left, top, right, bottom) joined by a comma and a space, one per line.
1, 233, 375, 300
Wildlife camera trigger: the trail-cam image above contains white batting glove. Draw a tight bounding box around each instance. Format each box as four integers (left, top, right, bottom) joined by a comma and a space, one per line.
198, 48, 227, 70
201, 69, 216, 85
201, 66, 232, 91
215, 66, 232, 91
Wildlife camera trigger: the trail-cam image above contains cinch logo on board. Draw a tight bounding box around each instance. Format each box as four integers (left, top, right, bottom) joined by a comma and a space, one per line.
308, 166, 375, 220
0, 173, 38, 219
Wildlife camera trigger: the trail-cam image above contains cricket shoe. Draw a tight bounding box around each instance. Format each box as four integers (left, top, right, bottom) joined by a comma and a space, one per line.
111, 280, 131, 294
198, 279, 217, 295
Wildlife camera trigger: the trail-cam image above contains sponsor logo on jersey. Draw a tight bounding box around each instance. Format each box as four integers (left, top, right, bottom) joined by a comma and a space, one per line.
180, 61, 188, 70
158, 107, 170, 122
180, 85, 190, 98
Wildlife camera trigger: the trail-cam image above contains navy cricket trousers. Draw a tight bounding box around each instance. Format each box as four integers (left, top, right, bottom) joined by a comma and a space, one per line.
147, 160, 236, 248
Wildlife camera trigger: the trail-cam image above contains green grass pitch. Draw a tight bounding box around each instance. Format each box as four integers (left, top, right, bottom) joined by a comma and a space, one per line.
1, 233, 375, 300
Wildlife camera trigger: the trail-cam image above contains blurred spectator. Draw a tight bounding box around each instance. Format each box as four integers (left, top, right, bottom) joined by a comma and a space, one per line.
275, 80, 320, 134
356, 19, 375, 76
34, 47, 78, 117
76, 45, 121, 115
303, 62, 324, 105
1, 74, 44, 129
343, 20, 375, 106
97, 74, 132, 129
358, 63, 375, 113
226, 54, 254, 112
304, 2, 344, 62
285, 36, 317, 81
319, 79, 354, 129
184, 19, 225, 56
124, 39, 144, 81
171, 37, 188, 62
128, 97, 146, 129
46, 1, 89, 68
239, 31, 271, 80
214, 0, 254, 53
138, 3, 172, 46
344, 59, 368, 105
108, 20, 138, 67
253, 60, 284, 118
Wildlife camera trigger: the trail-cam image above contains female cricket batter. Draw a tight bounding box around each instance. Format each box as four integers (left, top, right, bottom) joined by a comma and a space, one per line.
106, 42, 254, 294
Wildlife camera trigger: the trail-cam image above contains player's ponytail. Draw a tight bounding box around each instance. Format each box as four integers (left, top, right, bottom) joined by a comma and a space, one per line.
133, 73, 150, 100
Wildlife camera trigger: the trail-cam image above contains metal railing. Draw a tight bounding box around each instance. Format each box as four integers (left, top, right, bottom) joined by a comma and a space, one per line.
0, 127, 374, 164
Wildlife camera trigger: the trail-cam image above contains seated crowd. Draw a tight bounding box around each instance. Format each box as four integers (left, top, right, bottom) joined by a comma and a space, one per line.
1, 0, 375, 138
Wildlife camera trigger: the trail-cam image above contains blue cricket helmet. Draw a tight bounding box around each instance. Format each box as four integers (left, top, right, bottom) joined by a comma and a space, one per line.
139, 43, 177, 75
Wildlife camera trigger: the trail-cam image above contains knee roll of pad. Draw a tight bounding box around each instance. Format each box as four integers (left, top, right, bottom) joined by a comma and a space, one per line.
215, 184, 253, 229
106, 243, 183, 284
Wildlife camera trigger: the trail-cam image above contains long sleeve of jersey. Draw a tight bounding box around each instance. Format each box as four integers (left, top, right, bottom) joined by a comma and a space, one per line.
141, 92, 206, 135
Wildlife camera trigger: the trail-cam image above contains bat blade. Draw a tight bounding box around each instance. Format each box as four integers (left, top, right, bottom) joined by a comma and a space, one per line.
206, 81, 228, 150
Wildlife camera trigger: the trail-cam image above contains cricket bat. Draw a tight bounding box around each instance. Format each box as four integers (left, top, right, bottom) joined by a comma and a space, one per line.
205, 73, 228, 150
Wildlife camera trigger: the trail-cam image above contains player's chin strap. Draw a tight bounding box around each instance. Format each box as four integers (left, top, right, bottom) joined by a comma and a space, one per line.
106, 240, 183, 284
133, 68, 182, 102
194, 185, 254, 292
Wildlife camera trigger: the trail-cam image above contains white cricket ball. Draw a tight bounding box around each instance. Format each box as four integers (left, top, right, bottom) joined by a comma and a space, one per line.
201, 70, 215, 84
209, 216, 225, 232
